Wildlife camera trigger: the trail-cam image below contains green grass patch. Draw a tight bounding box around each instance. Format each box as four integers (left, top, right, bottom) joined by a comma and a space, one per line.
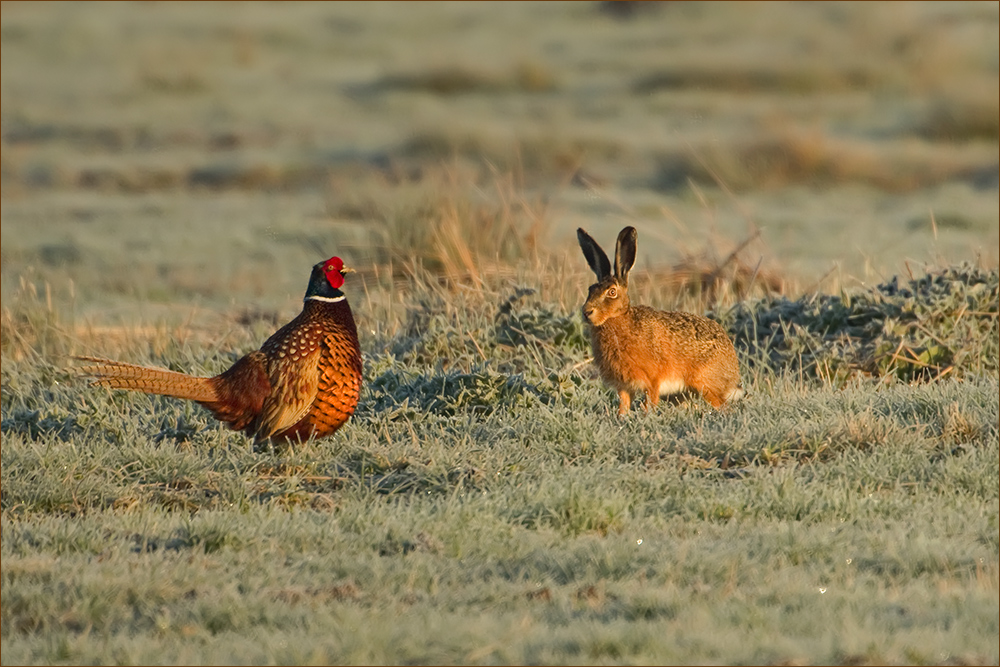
3, 261, 998, 664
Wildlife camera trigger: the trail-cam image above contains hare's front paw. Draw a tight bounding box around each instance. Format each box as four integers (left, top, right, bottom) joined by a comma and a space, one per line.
616, 390, 632, 416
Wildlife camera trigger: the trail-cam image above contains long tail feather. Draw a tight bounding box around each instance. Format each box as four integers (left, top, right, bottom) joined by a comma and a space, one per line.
74, 356, 218, 403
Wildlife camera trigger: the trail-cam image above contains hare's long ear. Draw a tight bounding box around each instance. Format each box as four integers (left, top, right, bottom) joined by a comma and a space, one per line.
577, 228, 611, 280
614, 226, 637, 286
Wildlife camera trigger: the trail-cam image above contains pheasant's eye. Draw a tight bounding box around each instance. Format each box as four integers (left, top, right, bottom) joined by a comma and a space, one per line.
327, 265, 335, 272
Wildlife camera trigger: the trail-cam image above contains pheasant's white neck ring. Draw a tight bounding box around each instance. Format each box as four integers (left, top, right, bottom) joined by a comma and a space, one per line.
306, 295, 346, 303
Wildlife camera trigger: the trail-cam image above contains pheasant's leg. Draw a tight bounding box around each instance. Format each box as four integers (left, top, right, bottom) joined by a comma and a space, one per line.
617, 390, 631, 416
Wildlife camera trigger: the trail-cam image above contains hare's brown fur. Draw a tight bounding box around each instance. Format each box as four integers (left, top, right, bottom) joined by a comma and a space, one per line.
578, 226, 743, 415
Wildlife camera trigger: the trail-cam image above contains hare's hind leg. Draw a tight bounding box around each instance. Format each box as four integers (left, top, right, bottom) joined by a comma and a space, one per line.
700, 386, 729, 409
687, 371, 734, 408
697, 377, 743, 408
691, 349, 742, 408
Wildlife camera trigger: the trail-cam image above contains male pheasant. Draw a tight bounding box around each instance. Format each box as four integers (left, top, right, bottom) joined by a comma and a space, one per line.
77, 256, 362, 447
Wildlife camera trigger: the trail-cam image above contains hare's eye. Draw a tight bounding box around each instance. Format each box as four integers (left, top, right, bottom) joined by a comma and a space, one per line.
607, 287, 617, 298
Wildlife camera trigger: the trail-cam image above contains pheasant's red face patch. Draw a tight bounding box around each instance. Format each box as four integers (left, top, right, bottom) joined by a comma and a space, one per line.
323, 256, 345, 290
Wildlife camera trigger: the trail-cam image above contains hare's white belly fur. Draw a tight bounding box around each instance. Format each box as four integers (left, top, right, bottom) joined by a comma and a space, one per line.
623, 376, 690, 398
657, 377, 688, 396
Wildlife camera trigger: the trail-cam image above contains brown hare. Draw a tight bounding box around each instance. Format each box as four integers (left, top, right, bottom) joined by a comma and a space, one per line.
577, 226, 744, 415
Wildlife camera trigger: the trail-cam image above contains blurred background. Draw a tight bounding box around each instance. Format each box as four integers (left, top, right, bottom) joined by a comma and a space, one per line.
2, 1, 997, 333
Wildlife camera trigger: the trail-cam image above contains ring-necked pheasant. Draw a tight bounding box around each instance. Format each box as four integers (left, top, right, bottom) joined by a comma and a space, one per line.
77, 256, 362, 447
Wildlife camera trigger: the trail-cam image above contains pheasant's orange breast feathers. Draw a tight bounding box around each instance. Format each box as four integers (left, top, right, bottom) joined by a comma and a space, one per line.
319, 328, 362, 402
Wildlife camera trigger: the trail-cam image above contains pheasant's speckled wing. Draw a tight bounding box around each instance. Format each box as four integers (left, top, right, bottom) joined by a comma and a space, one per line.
256, 348, 321, 440
253, 318, 329, 441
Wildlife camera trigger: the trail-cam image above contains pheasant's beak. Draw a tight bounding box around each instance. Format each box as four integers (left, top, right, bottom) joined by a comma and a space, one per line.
340, 266, 355, 275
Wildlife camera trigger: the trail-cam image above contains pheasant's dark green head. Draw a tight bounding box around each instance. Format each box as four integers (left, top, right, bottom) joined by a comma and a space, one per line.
304, 256, 352, 302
